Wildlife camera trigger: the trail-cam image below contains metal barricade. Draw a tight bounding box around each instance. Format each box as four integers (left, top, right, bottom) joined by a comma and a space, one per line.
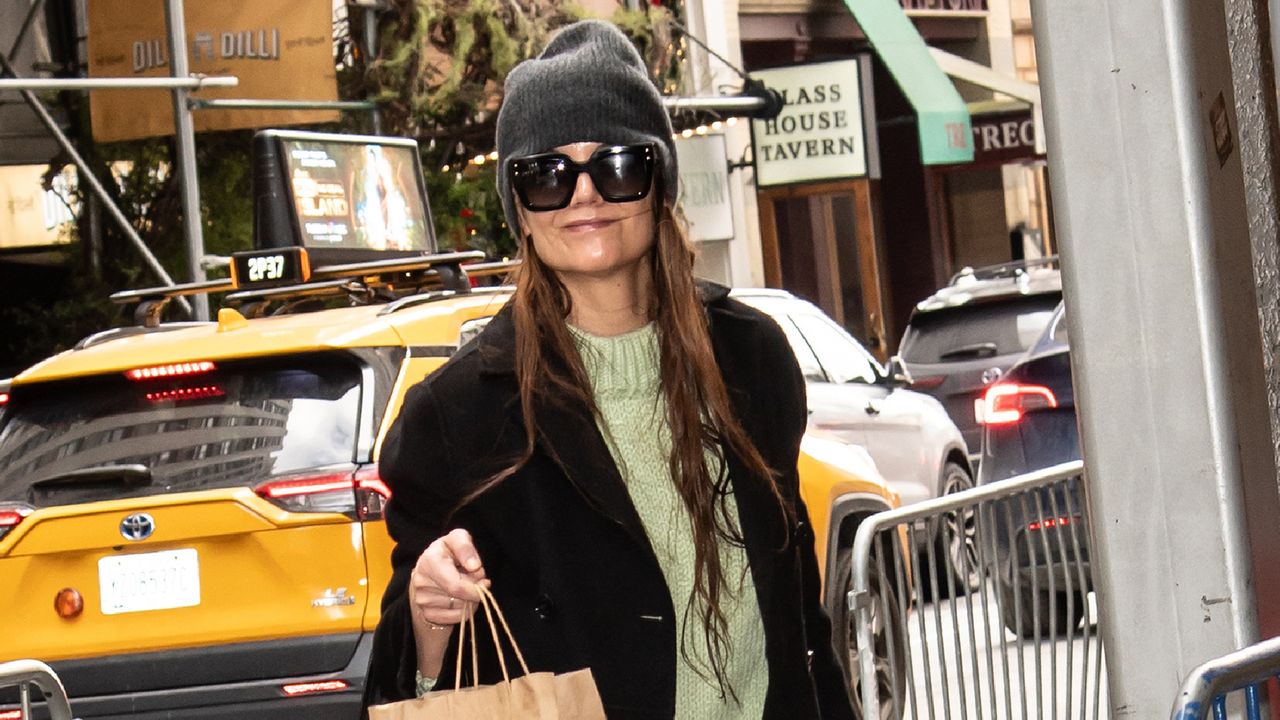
850, 460, 1108, 719
0, 660, 74, 720
1170, 635, 1280, 720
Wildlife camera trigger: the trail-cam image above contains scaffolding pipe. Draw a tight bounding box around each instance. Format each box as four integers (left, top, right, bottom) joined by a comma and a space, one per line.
0, 76, 238, 91
189, 98, 375, 111
163, 0, 209, 320
0, 56, 192, 316
662, 95, 765, 113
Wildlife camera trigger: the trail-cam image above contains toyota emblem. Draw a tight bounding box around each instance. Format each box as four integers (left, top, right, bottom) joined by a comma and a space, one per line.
119, 513, 155, 541
981, 367, 1004, 385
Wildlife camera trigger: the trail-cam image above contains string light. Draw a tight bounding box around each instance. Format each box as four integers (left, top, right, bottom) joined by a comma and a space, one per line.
473, 154, 487, 165
442, 164, 451, 172
726, 117, 739, 127
695, 126, 708, 135
681, 128, 694, 138
487, 151, 499, 161
711, 120, 723, 130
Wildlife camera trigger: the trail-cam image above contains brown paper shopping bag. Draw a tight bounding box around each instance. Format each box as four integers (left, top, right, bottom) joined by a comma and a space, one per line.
368, 585, 606, 719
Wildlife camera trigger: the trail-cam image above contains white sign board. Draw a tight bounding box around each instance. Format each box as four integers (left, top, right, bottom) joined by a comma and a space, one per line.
675, 134, 734, 241
750, 59, 868, 187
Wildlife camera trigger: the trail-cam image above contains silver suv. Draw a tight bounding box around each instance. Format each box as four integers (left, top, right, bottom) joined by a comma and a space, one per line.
896, 258, 1063, 464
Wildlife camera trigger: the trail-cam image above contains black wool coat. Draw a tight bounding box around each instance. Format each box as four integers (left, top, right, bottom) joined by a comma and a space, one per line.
363, 282, 855, 720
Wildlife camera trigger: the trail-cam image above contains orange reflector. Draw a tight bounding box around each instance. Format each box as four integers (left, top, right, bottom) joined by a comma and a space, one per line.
281, 680, 348, 696
55, 587, 84, 619
126, 361, 216, 381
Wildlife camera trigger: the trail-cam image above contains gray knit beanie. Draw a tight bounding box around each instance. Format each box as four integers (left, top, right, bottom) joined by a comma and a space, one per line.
496, 19, 677, 237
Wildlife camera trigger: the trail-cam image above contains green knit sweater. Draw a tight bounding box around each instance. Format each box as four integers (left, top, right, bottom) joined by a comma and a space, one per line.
570, 322, 768, 718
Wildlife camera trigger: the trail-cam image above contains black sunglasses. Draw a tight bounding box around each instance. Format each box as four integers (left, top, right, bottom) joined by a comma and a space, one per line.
508, 144, 657, 212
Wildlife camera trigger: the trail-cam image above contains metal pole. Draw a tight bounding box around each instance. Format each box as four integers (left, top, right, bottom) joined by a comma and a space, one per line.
0, 76, 237, 90
163, 0, 209, 320
662, 96, 765, 113
189, 98, 375, 111
0, 55, 193, 316
363, 5, 383, 135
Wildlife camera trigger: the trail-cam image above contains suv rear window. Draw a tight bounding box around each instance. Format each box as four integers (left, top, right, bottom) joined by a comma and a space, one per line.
900, 295, 1061, 364
0, 354, 362, 508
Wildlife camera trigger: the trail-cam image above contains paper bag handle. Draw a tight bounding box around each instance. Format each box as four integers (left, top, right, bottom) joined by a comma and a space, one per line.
452, 584, 532, 689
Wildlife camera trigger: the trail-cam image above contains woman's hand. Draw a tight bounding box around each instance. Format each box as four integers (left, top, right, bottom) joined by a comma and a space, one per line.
410, 528, 489, 631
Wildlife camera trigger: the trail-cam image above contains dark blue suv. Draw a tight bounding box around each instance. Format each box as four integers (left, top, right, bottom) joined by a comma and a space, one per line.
975, 303, 1090, 637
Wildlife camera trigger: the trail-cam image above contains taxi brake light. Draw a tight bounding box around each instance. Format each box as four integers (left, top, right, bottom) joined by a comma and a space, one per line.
126, 361, 216, 381
145, 385, 225, 403
255, 472, 357, 515
979, 383, 1058, 426
0, 506, 31, 541
1029, 515, 1077, 531
281, 680, 349, 696
0, 709, 23, 719
355, 465, 390, 521
0, 392, 9, 405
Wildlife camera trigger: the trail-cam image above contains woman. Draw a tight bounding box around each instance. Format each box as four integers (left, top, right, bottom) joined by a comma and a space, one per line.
364, 19, 854, 719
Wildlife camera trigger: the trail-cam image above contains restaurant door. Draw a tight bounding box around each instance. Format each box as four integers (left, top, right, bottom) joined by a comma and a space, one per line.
758, 179, 889, 359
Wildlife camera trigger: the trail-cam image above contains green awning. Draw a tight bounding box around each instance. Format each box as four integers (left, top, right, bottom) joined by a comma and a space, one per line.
842, 0, 974, 164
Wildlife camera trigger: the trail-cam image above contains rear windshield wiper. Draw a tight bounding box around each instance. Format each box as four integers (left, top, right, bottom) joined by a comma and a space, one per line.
29, 465, 153, 497
938, 342, 999, 361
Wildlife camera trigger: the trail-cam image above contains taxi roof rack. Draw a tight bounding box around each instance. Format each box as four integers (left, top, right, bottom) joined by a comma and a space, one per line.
110, 251, 508, 328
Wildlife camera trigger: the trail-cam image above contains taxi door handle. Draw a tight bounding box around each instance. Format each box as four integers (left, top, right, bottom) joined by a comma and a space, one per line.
864, 402, 881, 416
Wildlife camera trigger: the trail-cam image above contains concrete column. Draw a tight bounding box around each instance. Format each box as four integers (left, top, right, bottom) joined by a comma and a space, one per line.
1032, 0, 1280, 711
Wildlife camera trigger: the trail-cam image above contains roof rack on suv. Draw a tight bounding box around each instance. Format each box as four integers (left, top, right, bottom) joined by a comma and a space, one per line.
947, 255, 1060, 286
110, 250, 511, 328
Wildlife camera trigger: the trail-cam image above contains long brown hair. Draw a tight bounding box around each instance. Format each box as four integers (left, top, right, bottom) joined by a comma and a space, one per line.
490, 199, 791, 698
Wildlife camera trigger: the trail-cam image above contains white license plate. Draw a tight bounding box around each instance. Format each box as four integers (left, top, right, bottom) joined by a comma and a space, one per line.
99, 548, 201, 615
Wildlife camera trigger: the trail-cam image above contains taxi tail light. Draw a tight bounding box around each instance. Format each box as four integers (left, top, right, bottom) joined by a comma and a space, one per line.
978, 383, 1058, 426
355, 465, 390, 521
125, 361, 216, 381
255, 472, 358, 516
0, 392, 9, 405
0, 505, 32, 542
0, 709, 22, 719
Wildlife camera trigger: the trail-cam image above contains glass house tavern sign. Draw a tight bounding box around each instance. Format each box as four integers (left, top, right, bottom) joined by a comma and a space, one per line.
750, 59, 869, 187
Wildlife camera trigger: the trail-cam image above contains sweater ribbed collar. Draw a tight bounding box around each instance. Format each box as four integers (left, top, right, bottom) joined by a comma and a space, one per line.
568, 322, 660, 398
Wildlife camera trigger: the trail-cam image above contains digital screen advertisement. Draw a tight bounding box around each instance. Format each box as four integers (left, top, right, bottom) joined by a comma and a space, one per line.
281, 140, 431, 253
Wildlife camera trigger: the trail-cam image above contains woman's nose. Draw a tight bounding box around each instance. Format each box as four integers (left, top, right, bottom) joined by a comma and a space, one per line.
569, 168, 601, 206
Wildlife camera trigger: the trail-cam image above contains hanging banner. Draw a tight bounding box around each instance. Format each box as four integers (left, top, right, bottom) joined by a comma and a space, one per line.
87, 0, 338, 143
749, 59, 869, 187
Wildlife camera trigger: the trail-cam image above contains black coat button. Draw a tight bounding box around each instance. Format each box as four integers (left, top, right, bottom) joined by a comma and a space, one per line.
534, 594, 555, 621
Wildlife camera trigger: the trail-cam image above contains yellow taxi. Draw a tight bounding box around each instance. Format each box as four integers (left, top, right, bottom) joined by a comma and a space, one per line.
0, 251, 899, 718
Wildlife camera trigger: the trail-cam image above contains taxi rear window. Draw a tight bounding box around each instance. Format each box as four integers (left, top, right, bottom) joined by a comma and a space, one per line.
0, 354, 361, 507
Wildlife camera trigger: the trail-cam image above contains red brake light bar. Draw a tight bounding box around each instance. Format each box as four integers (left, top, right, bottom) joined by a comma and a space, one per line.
0, 392, 9, 405
281, 679, 349, 696
0, 709, 23, 719
1029, 515, 1079, 531
126, 361, 216, 381
145, 386, 225, 403
978, 383, 1058, 426
257, 473, 354, 499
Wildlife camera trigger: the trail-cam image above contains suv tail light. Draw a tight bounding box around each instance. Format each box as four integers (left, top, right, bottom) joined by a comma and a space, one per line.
978, 383, 1058, 426
254, 466, 390, 520
0, 504, 33, 542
